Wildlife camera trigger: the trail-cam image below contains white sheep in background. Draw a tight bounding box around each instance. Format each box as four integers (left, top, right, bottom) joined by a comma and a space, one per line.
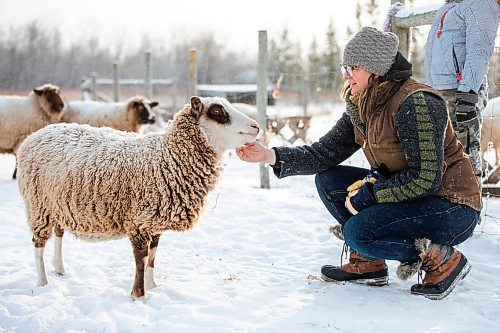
481, 96, 500, 173
61, 96, 158, 133
0, 83, 65, 179
17, 96, 260, 299
141, 107, 172, 134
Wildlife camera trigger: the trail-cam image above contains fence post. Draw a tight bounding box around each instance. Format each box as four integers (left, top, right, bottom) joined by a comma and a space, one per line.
113, 61, 119, 102
257, 30, 270, 189
390, 0, 409, 58
144, 51, 152, 99
189, 49, 197, 97
91, 72, 98, 101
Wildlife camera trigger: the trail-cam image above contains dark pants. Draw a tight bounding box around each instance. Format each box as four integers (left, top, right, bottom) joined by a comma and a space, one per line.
315, 166, 480, 263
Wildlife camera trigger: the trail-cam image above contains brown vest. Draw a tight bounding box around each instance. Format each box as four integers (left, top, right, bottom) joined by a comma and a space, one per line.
352, 79, 482, 211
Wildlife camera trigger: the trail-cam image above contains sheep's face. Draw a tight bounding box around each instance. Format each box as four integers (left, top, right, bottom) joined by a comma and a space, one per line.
129, 98, 157, 125
194, 96, 260, 153
33, 83, 65, 117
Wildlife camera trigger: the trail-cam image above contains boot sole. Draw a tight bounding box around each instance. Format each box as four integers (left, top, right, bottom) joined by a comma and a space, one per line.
321, 274, 389, 286
411, 261, 471, 300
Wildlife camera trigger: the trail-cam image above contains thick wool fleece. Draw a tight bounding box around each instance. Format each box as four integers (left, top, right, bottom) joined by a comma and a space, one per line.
17, 103, 220, 247
0, 85, 64, 154
63, 96, 154, 133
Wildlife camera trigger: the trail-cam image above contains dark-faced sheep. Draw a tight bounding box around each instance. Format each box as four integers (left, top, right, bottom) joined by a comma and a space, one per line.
61, 96, 158, 133
17, 96, 260, 299
0, 83, 65, 179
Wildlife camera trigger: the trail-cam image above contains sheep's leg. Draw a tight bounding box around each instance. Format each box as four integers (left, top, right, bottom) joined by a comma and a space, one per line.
32, 220, 52, 286
52, 225, 65, 275
34, 246, 48, 286
130, 235, 150, 299
145, 234, 160, 290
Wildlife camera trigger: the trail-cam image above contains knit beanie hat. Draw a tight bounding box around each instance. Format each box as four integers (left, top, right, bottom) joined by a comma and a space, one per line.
343, 26, 399, 76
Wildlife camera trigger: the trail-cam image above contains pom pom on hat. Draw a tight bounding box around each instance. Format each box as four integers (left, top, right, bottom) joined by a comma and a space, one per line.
343, 26, 399, 76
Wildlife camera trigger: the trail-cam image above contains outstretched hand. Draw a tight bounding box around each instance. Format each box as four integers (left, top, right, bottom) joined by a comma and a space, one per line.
236, 141, 276, 165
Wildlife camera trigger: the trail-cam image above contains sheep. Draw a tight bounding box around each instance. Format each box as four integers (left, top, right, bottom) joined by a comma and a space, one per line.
61, 96, 158, 133
481, 96, 500, 174
0, 83, 65, 179
16, 96, 260, 299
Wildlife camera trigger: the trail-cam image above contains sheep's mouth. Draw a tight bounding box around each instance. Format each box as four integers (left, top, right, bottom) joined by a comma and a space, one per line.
239, 131, 259, 137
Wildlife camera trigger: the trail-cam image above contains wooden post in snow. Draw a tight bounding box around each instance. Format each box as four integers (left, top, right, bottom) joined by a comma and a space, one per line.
390, 0, 409, 58
189, 49, 197, 97
144, 51, 152, 99
389, 0, 439, 59
257, 30, 270, 189
90, 72, 98, 101
113, 61, 119, 102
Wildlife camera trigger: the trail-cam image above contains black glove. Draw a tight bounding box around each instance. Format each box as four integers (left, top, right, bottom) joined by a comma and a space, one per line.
455, 91, 479, 131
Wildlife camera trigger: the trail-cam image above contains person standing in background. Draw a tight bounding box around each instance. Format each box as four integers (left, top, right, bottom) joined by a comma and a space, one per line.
425, 0, 500, 180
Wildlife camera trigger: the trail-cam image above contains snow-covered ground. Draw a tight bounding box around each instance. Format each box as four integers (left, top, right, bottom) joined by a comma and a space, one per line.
1, 111, 499, 333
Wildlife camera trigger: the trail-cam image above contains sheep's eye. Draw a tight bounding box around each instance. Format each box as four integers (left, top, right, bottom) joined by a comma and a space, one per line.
207, 104, 230, 124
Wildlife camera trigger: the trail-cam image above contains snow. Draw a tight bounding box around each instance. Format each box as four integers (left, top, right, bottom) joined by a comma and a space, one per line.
394, 4, 442, 18
1, 108, 500, 333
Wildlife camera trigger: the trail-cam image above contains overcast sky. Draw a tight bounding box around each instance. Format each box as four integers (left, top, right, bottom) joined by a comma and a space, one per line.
0, 0, 439, 55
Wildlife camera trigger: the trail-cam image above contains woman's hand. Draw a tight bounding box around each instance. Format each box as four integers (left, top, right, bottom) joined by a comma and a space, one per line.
236, 141, 276, 165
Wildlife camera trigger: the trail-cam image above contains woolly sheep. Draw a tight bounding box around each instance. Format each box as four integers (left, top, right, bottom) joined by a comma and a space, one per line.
0, 83, 65, 179
17, 96, 260, 299
481, 96, 500, 171
61, 96, 158, 133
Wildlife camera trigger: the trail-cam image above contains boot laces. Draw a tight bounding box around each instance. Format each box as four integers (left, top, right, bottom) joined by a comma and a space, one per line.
340, 242, 350, 267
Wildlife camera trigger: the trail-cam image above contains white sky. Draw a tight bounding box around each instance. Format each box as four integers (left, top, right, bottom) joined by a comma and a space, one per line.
0, 0, 440, 55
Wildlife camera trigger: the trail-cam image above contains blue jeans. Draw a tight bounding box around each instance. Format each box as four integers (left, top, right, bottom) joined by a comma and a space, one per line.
315, 166, 480, 263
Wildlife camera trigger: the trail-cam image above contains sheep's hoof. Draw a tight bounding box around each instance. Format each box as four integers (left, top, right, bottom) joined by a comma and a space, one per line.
37, 278, 48, 286
130, 286, 147, 300
130, 291, 147, 300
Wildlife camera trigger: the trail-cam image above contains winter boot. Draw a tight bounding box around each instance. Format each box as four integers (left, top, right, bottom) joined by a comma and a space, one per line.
410, 239, 471, 300
321, 250, 388, 286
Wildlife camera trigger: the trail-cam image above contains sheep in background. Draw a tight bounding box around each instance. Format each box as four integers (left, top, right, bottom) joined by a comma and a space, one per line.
17, 96, 260, 299
0, 83, 65, 179
141, 107, 172, 134
481, 96, 500, 173
61, 96, 158, 133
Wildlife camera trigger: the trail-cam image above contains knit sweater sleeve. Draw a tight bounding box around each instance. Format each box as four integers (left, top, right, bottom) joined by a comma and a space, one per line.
271, 112, 361, 178
374, 91, 448, 202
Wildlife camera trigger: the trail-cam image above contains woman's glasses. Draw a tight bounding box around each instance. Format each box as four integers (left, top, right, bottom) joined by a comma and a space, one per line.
340, 64, 358, 77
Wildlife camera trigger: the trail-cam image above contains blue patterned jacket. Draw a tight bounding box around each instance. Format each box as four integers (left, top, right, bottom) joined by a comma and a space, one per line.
424, 0, 500, 93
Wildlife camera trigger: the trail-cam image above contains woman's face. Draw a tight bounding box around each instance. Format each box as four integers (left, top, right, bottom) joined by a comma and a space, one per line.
341, 65, 372, 95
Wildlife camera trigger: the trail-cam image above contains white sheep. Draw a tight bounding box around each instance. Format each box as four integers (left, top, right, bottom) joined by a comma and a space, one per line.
17, 96, 260, 299
0, 83, 65, 179
61, 96, 158, 133
481, 96, 500, 172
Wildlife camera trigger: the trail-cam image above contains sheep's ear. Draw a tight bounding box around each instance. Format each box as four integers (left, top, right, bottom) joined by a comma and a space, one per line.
190, 96, 203, 113
33, 87, 43, 96
150, 101, 159, 108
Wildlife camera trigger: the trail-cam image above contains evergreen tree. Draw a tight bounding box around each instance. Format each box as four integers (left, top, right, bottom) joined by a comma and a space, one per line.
365, 0, 380, 28
322, 19, 343, 99
347, 1, 363, 38
307, 37, 321, 101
